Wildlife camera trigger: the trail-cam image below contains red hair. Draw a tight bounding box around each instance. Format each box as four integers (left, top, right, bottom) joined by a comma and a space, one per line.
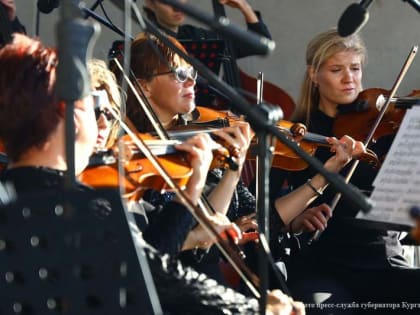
0, 34, 60, 161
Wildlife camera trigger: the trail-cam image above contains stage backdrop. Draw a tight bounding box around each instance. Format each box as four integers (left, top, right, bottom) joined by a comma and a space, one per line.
16, 0, 420, 104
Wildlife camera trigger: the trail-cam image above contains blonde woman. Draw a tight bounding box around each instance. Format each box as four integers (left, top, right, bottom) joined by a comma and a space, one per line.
271, 28, 420, 313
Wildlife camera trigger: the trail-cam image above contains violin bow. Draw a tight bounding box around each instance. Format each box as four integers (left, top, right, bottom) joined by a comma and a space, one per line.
112, 0, 260, 299
309, 45, 418, 244
112, 57, 169, 140
112, 56, 261, 295
105, 104, 262, 298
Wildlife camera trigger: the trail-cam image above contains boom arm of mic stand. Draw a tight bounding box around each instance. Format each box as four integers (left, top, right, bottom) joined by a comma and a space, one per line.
82, 6, 131, 38
56, 0, 100, 189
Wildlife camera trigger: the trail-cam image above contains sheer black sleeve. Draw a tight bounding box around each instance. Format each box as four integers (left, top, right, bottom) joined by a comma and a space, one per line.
142, 201, 196, 257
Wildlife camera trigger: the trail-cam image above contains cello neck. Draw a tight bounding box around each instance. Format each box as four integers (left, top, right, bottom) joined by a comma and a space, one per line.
211, 0, 242, 88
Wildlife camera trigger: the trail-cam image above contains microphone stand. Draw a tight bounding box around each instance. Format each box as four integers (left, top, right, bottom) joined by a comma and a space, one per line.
56, 0, 99, 189
254, 102, 283, 312
56, 2, 162, 313
85, 2, 372, 313
81, 1, 131, 38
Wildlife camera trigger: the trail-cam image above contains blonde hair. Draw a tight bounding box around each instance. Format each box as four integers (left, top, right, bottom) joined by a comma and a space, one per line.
293, 28, 367, 127
88, 58, 122, 148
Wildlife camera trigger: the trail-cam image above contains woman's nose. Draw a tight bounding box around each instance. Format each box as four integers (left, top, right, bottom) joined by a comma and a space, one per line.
97, 113, 110, 130
184, 76, 195, 87
342, 68, 354, 82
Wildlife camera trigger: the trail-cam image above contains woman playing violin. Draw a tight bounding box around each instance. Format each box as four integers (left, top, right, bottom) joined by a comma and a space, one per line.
87, 58, 242, 257
0, 34, 305, 315
272, 28, 420, 313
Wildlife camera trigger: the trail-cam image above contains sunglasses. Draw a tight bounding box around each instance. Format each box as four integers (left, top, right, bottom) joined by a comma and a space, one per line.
152, 66, 198, 83
91, 90, 114, 121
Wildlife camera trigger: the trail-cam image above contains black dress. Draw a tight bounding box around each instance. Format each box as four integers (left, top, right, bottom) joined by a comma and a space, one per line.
269, 110, 420, 314
0, 167, 261, 314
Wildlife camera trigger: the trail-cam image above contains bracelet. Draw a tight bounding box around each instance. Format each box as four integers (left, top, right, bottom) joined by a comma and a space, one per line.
306, 179, 323, 197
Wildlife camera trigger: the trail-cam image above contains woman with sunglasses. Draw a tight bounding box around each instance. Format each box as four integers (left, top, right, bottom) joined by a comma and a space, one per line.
89, 59, 122, 151
87, 58, 241, 256
124, 32, 365, 290
125, 32, 261, 285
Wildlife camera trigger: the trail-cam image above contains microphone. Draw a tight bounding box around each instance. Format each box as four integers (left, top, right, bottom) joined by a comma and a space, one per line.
37, 0, 59, 14
402, 0, 420, 13
410, 206, 420, 219
337, 0, 374, 37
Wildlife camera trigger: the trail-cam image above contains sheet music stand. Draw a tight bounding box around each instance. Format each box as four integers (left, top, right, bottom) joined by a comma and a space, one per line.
0, 188, 161, 315
179, 39, 225, 75
179, 39, 226, 109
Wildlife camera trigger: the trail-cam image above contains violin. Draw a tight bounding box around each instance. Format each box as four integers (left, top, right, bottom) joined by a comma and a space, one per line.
249, 120, 380, 171
80, 131, 262, 297
80, 148, 192, 200
79, 132, 238, 198
334, 88, 420, 144
190, 106, 380, 171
